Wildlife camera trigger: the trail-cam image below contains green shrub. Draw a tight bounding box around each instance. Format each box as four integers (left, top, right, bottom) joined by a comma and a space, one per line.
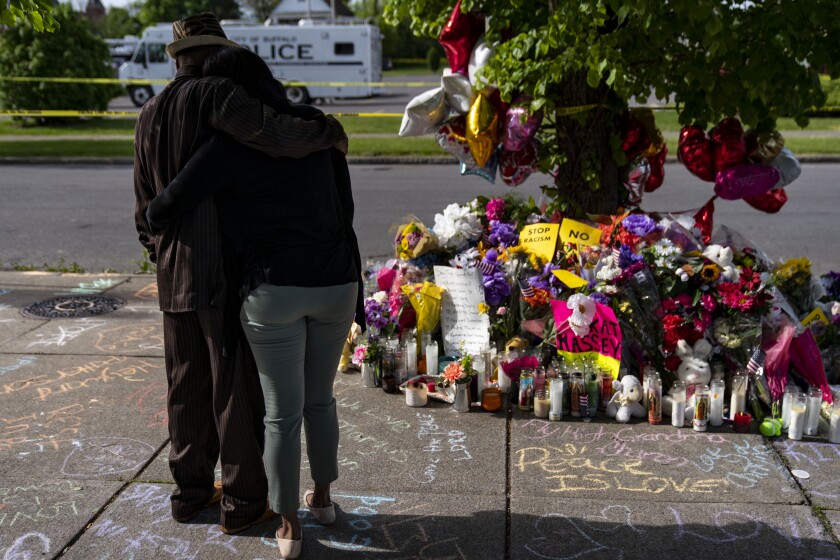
425, 45, 441, 73
0, 5, 122, 123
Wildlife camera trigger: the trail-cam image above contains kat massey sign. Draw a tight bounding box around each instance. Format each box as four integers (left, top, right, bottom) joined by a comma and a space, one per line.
551, 301, 622, 377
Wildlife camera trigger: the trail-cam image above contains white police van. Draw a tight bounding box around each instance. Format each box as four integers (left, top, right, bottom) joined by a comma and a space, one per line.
119, 19, 382, 107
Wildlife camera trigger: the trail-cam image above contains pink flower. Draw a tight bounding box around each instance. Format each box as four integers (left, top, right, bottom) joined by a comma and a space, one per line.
701, 293, 717, 312
351, 346, 367, 366
497, 306, 508, 316
486, 197, 506, 222
442, 361, 467, 384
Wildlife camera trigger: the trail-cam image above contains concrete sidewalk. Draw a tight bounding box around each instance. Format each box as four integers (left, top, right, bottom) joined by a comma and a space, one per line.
0, 271, 838, 559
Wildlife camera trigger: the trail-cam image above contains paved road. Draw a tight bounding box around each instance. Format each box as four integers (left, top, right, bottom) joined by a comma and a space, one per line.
0, 271, 838, 560
0, 162, 838, 275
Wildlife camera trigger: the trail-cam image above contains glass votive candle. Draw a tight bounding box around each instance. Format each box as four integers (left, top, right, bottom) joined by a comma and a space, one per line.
829, 402, 840, 444
733, 412, 752, 434
693, 384, 710, 432
805, 387, 822, 436
788, 394, 808, 440
534, 390, 550, 418
782, 385, 802, 431
497, 351, 518, 394
671, 380, 686, 428
570, 373, 584, 417
405, 380, 428, 407
729, 371, 747, 421
647, 372, 662, 425
549, 376, 565, 421
710, 378, 725, 427
425, 343, 439, 376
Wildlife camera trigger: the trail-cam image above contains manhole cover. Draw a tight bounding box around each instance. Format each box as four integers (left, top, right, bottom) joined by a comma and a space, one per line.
20, 295, 125, 319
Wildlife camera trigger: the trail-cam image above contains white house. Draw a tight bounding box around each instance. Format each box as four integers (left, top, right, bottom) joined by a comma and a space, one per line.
268, 0, 353, 23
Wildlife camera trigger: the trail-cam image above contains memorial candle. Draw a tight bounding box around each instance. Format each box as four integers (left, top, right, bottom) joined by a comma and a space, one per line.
425, 343, 439, 377
729, 371, 747, 421
805, 387, 822, 436
693, 385, 710, 432
671, 381, 686, 428
788, 394, 807, 441
829, 402, 840, 444
534, 390, 550, 418
710, 379, 725, 427
549, 377, 565, 421
781, 385, 801, 431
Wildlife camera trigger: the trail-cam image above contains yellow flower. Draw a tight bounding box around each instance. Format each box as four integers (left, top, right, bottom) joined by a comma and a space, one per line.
700, 263, 721, 282
528, 253, 546, 270
477, 303, 490, 314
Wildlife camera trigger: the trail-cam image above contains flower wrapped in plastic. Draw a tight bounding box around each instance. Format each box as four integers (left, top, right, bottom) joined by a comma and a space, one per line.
402, 281, 444, 334
394, 219, 438, 261
433, 202, 483, 252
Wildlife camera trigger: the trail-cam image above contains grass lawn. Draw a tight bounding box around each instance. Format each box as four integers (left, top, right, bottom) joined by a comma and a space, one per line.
0, 118, 136, 136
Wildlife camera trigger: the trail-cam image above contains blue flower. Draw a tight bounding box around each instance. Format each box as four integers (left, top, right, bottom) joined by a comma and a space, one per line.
621, 214, 659, 236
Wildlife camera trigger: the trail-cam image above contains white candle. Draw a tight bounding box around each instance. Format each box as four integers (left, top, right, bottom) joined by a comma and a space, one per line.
805, 388, 821, 436
829, 405, 840, 444
782, 386, 800, 431
710, 379, 725, 427
425, 343, 438, 376
788, 396, 807, 441
549, 377, 564, 421
405, 341, 417, 376
729, 373, 746, 421
498, 353, 514, 393
405, 384, 428, 407
671, 381, 686, 428
534, 391, 550, 418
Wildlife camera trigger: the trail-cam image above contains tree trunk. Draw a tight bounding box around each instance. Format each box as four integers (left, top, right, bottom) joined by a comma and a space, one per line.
552, 70, 621, 217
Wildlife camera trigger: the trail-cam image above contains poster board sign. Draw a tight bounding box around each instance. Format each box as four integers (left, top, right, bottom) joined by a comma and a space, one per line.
519, 223, 560, 262
559, 219, 602, 246
550, 299, 622, 377
433, 266, 491, 356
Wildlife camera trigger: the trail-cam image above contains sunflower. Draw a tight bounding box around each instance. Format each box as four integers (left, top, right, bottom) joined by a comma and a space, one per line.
700, 263, 722, 283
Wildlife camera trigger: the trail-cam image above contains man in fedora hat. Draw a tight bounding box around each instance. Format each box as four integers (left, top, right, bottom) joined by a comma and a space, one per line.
133, 11, 347, 533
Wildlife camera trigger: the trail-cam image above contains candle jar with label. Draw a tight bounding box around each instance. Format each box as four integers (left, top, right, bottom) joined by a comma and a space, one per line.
569, 373, 584, 417
599, 372, 613, 412
642, 366, 656, 410
647, 372, 662, 424
585, 372, 599, 418
671, 380, 686, 428
519, 368, 535, 411
693, 384, 710, 432
805, 387, 822, 436
710, 379, 725, 427
534, 390, 550, 418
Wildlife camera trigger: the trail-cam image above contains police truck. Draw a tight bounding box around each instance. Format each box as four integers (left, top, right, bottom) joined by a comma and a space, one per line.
119, 19, 382, 107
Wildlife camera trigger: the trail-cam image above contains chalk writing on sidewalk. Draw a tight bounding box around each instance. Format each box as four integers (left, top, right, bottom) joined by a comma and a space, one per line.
0, 480, 82, 530
95, 323, 164, 353
0, 531, 51, 559
0, 403, 85, 454
27, 318, 107, 348
133, 282, 158, 300
69, 278, 117, 295
0, 356, 37, 377
60, 437, 155, 477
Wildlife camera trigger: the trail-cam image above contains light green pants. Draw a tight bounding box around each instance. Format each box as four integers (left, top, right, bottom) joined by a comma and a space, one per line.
240, 282, 357, 515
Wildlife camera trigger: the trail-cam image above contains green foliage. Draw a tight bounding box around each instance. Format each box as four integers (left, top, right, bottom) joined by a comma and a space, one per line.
425, 45, 441, 72
383, 0, 840, 215
0, 0, 58, 32
138, 0, 240, 29
43, 259, 86, 273
98, 7, 142, 38
0, 5, 122, 120
240, 0, 278, 23
133, 249, 157, 274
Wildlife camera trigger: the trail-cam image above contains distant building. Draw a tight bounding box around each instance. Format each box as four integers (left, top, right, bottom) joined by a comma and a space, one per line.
85, 0, 105, 24
268, 0, 353, 24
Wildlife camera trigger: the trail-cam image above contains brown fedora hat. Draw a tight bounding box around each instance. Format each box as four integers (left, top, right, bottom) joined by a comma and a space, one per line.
166, 12, 240, 58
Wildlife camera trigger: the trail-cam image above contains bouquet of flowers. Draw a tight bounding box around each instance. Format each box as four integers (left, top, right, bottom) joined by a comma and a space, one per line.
438, 352, 477, 389
394, 219, 437, 261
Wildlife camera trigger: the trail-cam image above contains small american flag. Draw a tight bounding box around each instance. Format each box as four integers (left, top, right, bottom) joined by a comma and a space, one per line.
478, 260, 496, 276
612, 247, 621, 267
579, 394, 589, 418
747, 348, 766, 375
518, 278, 535, 298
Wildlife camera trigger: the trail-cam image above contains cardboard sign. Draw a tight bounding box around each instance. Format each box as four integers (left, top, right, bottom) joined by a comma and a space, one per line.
801, 307, 830, 327
551, 269, 588, 289
519, 223, 560, 262
559, 219, 602, 246
433, 266, 490, 356
550, 299, 622, 378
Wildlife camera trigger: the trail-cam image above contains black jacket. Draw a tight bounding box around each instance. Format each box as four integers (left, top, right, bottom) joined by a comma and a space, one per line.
147, 104, 365, 332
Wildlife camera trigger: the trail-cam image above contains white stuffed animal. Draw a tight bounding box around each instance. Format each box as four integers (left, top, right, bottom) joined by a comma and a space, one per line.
663, 338, 714, 421
606, 375, 646, 423
702, 244, 740, 282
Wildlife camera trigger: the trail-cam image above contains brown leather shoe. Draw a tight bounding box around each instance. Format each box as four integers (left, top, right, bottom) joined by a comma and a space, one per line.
219, 505, 278, 535
172, 480, 223, 523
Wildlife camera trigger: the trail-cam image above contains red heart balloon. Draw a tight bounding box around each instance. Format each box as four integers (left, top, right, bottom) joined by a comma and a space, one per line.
644, 143, 667, 192
693, 197, 715, 244
714, 164, 781, 200
438, 0, 484, 75
620, 112, 651, 161
743, 188, 788, 213
678, 126, 715, 182
711, 117, 746, 171
500, 140, 539, 187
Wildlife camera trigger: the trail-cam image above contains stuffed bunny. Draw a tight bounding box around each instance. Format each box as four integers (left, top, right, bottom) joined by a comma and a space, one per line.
606, 375, 646, 423
702, 244, 740, 282
663, 338, 714, 421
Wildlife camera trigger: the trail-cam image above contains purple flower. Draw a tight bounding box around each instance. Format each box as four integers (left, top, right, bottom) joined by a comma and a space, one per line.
618, 244, 643, 269
621, 214, 659, 236
364, 298, 393, 331
590, 292, 610, 305
483, 269, 511, 306
487, 220, 519, 248
528, 262, 564, 297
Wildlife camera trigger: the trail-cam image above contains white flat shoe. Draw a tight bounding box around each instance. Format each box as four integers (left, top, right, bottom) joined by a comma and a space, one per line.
304, 490, 336, 525
276, 527, 302, 560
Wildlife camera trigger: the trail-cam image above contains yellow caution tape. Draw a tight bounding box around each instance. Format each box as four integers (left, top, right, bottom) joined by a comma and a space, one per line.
0, 110, 404, 118
0, 76, 438, 87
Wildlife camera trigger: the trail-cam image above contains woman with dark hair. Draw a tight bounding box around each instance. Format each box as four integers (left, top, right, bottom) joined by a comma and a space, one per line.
147, 46, 365, 560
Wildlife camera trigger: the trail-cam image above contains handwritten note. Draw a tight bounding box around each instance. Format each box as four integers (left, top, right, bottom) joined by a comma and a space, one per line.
433, 266, 490, 355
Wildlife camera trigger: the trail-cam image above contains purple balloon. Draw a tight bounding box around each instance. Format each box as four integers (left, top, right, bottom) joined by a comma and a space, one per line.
503, 105, 542, 152
714, 164, 781, 201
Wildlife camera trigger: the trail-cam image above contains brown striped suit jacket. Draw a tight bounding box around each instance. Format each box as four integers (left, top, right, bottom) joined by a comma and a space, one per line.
133, 64, 345, 312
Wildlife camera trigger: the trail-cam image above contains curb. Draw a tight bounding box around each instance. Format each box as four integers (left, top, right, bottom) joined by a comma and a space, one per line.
1, 155, 840, 165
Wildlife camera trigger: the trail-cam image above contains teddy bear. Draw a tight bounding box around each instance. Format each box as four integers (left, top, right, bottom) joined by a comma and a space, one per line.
663, 338, 713, 421
606, 374, 646, 423
702, 244, 740, 282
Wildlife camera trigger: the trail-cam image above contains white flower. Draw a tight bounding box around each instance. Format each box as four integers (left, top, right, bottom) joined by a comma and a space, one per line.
449, 247, 480, 269
832, 301, 840, 319
596, 263, 621, 282
595, 284, 618, 294
433, 203, 482, 251
372, 290, 388, 303
566, 293, 596, 338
